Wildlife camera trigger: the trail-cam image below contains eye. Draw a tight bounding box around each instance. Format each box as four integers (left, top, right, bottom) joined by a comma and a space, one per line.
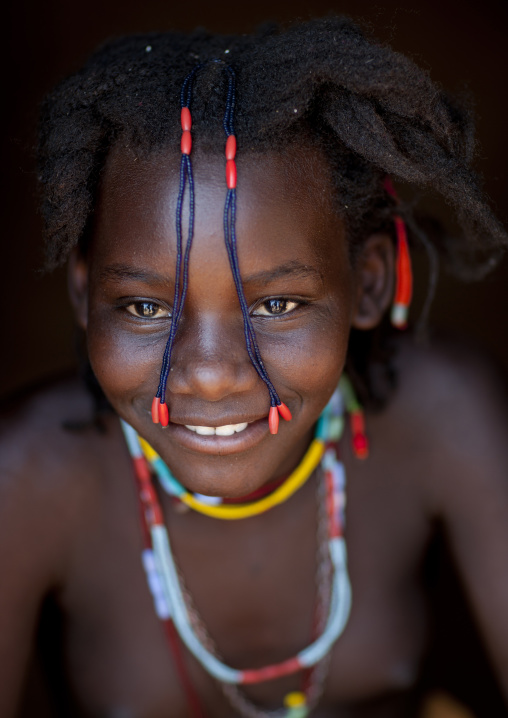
125, 301, 170, 319
252, 298, 300, 316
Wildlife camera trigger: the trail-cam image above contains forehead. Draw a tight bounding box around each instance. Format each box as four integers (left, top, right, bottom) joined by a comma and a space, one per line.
90, 142, 348, 274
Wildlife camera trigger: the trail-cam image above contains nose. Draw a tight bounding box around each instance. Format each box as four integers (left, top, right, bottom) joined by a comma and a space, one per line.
167, 314, 260, 402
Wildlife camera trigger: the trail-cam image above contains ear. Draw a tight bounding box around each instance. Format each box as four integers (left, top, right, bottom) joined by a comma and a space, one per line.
351, 233, 394, 330
68, 249, 89, 330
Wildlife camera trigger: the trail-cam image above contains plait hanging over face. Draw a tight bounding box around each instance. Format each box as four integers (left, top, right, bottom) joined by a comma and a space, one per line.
150, 60, 291, 434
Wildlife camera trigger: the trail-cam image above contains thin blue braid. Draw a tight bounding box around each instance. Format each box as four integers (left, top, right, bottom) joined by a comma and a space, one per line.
156, 66, 203, 403
156, 155, 195, 403
220, 67, 280, 405
223, 191, 277, 404
155, 156, 185, 400
223, 190, 280, 406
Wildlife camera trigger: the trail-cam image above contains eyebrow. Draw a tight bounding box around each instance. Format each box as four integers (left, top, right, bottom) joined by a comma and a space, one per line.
99, 260, 323, 286
242, 261, 323, 285
99, 264, 171, 285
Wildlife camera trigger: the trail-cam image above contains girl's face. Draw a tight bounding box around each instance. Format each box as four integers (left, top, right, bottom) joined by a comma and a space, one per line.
73, 144, 387, 497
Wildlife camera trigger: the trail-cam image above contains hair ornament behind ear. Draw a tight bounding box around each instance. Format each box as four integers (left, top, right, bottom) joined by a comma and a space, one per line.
384, 178, 413, 329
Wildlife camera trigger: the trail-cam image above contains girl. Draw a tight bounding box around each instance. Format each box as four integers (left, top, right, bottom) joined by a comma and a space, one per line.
2, 15, 508, 718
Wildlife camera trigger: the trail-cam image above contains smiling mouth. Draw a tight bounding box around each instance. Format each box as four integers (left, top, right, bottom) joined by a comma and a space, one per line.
184, 422, 249, 436
157, 415, 269, 456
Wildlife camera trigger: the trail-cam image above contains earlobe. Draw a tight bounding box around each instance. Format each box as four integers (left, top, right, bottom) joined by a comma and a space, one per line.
68, 249, 89, 330
351, 233, 395, 330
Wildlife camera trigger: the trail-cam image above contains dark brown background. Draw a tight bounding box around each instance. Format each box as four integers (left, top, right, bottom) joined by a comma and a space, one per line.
2, 0, 508, 399
2, 3, 508, 713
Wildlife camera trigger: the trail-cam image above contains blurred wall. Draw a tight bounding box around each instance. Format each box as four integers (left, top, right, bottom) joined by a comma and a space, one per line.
2, 0, 507, 398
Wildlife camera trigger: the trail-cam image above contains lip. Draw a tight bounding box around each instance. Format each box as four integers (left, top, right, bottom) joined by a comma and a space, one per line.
160, 416, 270, 456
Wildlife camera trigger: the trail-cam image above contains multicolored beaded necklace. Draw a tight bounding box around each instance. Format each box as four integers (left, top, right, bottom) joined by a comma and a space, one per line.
121, 376, 367, 717
176, 469, 333, 718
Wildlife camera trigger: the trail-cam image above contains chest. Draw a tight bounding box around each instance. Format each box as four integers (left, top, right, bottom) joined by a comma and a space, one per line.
56, 461, 431, 717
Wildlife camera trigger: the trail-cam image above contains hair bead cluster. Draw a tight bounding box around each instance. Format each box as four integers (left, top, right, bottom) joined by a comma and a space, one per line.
151, 61, 292, 434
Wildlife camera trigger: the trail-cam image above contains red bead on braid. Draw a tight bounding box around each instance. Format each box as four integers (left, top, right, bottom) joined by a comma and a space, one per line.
226, 160, 237, 189
151, 396, 161, 424
225, 133, 237, 189
181, 107, 192, 131
181, 131, 192, 155
181, 107, 192, 154
268, 403, 292, 435
277, 402, 292, 421
268, 406, 279, 435
225, 134, 236, 159
159, 402, 169, 428
151, 396, 169, 427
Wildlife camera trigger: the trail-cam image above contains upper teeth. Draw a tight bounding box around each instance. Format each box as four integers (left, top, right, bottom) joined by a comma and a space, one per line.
185, 422, 249, 436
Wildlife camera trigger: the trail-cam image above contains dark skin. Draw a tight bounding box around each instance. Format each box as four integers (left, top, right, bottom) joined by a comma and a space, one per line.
1, 144, 508, 718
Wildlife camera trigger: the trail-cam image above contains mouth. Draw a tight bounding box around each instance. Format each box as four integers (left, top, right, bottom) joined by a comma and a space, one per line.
158, 416, 270, 456
184, 422, 249, 436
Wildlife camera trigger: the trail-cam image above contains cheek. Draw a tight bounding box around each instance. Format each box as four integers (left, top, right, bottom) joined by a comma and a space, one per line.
259, 298, 351, 413
86, 307, 164, 411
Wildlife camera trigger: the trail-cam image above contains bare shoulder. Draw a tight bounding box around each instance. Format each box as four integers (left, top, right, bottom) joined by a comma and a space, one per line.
391, 333, 508, 429
381, 334, 508, 514
379, 340, 508, 694
0, 376, 118, 587
0, 374, 112, 492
